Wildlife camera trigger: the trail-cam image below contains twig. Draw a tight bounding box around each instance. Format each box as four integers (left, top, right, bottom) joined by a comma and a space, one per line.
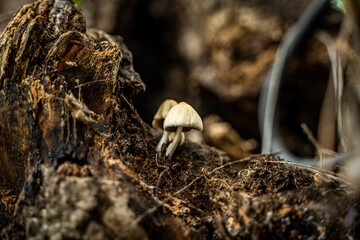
74, 79, 106, 88
301, 123, 321, 151
300, 123, 336, 168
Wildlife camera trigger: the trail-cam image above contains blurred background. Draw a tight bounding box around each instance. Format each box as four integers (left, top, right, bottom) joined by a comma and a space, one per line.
0, 0, 344, 160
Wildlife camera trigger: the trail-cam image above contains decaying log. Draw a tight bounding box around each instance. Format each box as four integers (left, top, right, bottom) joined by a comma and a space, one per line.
0, 0, 185, 238
0, 1, 359, 239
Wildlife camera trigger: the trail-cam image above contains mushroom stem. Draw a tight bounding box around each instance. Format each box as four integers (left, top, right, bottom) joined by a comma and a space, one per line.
166, 127, 183, 157
157, 130, 170, 151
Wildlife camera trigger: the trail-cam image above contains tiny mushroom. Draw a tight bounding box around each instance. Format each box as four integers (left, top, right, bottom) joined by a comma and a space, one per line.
152, 99, 178, 150
164, 102, 203, 157
169, 132, 185, 146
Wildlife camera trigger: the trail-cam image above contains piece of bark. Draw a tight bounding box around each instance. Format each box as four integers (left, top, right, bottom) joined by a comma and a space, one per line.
0, 0, 196, 239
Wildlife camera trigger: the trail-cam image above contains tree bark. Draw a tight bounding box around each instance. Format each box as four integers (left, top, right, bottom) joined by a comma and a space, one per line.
0, 1, 191, 239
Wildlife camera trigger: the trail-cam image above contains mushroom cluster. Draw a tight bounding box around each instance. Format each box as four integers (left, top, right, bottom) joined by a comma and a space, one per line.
152, 99, 178, 150
152, 100, 203, 157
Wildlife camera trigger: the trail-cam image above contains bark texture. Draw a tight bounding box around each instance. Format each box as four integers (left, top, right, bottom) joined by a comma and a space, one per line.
0, 1, 178, 239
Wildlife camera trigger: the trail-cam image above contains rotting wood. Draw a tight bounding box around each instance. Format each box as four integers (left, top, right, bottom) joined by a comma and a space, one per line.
0, 1, 195, 239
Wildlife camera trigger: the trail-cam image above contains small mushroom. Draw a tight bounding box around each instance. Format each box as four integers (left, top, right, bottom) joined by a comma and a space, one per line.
152, 99, 178, 150
169, 132, 185, 146
164, 102, 203, 157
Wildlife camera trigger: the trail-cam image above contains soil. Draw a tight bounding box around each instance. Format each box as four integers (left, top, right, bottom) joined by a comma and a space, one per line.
128, 139, 359, 239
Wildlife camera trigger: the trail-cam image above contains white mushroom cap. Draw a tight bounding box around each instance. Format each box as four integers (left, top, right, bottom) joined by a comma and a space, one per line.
164, 102, 203, 132
169, 132, 185, 146
152, 99, 178, 129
